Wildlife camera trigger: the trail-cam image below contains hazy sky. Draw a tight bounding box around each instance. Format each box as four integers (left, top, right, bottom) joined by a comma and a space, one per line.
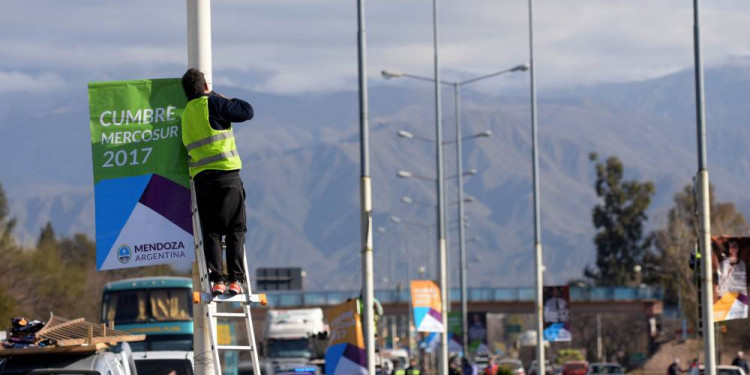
3, 0, 750, 94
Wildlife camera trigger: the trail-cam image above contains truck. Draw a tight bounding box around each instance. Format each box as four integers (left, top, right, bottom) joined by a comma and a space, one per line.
261, 308, 327, 375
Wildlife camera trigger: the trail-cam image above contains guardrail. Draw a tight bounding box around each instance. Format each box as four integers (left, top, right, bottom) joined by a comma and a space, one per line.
262, 286, 662, 308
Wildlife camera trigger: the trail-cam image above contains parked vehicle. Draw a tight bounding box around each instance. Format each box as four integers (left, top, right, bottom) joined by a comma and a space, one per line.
0, 349, 128, 375
498, 358, 526, 375
699, 365, 748, 375
586, 362, 624, 375
529, 359, 555, 375
261, 309, 326, 375
131, 350, 194, 375
562, 360, 589, 375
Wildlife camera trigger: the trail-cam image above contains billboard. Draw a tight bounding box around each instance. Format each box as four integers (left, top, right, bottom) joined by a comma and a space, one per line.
712, 236, 749, 321
543, 285, 571, 342
325, 299, 367, 375
410, 280, 444, 332
88, 79, 193, 270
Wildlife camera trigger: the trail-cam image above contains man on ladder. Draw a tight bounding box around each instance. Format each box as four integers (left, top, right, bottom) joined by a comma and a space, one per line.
181, 68, 254, 296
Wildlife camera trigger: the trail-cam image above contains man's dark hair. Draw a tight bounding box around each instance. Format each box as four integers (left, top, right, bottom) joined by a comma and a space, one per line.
181, 68, 207, 100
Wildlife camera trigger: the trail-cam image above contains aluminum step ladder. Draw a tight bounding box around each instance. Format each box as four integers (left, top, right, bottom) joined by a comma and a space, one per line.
190, 179, 266, 375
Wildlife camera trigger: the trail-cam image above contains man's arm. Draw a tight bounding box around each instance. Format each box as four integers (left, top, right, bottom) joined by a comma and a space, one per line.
208, 92, 254, 123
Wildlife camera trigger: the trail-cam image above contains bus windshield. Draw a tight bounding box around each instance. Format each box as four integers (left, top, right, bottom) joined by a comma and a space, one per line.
102, 288, 193, 324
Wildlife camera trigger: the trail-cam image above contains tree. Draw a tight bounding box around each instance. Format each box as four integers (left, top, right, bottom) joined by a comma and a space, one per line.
585, 153, 655, 286
652, 183, 750, 339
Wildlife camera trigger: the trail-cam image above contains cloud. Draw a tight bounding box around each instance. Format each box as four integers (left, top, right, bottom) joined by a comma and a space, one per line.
0, 70, 65, 93
2, 0, 750, 93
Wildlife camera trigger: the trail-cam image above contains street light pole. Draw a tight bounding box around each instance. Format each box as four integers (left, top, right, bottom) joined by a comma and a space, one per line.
528, 0, 545, 374
692, 1, 716, 375
386, 64, 526, 363
453, 83, 470, 357
356, 0, 376, 373
430, 0, 449, 373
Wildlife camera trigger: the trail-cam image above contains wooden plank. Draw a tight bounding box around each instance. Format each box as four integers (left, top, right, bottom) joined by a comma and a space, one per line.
0, 345, 98, 356
35, 317, 84, 337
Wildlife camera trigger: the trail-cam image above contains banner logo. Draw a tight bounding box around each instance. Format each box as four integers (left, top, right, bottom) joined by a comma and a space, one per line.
117, 244, 131, 264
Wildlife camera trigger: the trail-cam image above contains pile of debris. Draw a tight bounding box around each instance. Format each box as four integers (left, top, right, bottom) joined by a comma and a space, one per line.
2, 317, 54, 349
1, 314, 145, 353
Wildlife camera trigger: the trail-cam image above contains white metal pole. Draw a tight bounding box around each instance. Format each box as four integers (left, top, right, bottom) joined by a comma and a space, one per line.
692, 1, 716, 375
357, 0, 376, 373
528, 0, 545, 374
187, 1, 215, 374
454, 83, 469, 358
432, 0, 448, 373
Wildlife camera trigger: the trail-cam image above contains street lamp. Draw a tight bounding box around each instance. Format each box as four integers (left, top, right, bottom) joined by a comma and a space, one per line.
390, 215, 435, 280
383, 63, 526, 356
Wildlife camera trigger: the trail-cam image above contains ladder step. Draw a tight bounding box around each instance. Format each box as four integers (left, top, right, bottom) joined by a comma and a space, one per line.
216, 345, 255, 351
193, 292, 268, 305
213, 312, 247, 318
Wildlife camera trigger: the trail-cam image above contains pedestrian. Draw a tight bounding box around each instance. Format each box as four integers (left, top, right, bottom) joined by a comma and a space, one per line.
405, 358, 422, 375
180, 68, 254, 296
732, 351, 749, 373
667, 359, 684, 375
449, 356, 461, 375
461, 357, 478, 375
686, 358, 698, 375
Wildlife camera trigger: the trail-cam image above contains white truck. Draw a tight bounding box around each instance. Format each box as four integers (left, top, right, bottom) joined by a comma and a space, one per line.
260, 308, 327, 375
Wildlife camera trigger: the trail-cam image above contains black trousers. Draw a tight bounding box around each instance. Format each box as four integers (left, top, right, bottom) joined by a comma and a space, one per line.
194, 170, 247, 283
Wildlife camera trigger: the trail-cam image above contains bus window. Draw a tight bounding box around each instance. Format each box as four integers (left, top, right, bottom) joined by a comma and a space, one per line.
104, 290, 148, 323
150, 289, 191, 321
103, 288, 192, 324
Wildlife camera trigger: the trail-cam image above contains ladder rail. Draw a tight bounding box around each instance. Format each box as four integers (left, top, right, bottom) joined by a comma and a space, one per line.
190, 178, 264, 375
241, 248, 262, 375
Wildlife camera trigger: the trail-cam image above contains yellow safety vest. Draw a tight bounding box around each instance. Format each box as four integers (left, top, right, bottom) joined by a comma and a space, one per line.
181, 96, 242, 177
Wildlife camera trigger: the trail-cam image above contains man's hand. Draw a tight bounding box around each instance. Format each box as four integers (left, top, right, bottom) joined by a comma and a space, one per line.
211, 91, 229, 99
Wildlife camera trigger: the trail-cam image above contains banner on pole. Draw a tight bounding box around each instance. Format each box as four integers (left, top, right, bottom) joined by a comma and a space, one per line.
467, 312, 489, 353
712, 236, 748, 321
447, 311, 462, 352
88, 78, 193, 270
410, 280, 444, 332
325, 299, 367, 375
543, 285, 571, 342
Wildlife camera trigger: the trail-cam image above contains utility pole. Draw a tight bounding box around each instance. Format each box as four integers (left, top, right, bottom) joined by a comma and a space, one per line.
356, 0, 376, 373
431, 0, 449, 372
528, 0, 545, 374
692, 1, 716, 375
186, 1, 215, 374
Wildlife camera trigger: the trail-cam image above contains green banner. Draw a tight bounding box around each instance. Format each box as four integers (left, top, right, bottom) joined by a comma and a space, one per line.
89, 78, 189, 187
88, 78, 193, 270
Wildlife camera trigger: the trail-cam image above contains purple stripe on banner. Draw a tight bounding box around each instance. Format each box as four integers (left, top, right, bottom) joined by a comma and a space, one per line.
428, 308, 443, 322
139, 174, 193, 234
739, 293, 748, 305
343, 343, 367, 368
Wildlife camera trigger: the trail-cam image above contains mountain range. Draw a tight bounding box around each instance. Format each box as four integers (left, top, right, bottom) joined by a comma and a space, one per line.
2, 62, 749, 290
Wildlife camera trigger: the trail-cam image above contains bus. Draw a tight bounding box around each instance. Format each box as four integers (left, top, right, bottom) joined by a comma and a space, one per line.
101, 276, 194, 352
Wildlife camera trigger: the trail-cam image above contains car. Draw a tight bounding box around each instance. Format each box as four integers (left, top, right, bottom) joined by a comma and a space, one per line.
0, 350, 128, 374
699, 365, 747, 375
497, 358, 526, 375
563, 360, 589, 375
529, 359, 555, 375
586, 362, 624, 375
130, 350, 194, 375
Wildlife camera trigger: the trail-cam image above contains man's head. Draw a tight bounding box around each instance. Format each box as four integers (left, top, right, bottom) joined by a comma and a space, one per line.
181, 68, 208, 100
674, 358, 680, 364
739, 351, 744, 358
